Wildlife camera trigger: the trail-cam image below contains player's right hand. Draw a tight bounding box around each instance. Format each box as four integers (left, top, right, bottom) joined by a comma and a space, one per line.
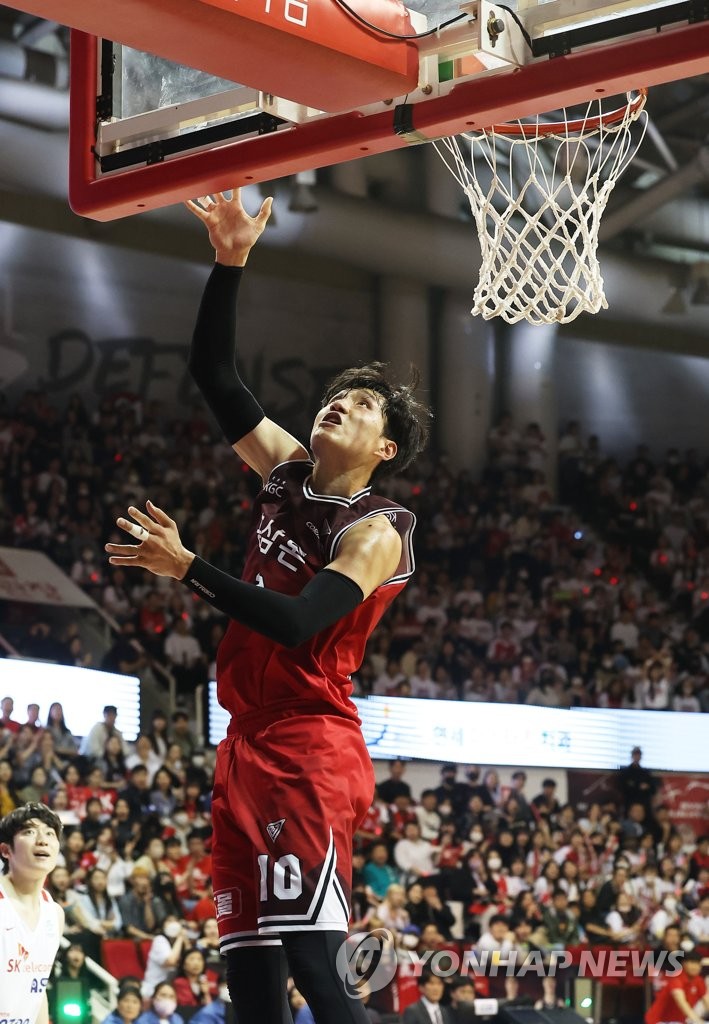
185, 187, 273, 267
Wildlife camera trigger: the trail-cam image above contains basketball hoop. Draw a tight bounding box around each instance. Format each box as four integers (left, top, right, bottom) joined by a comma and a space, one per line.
434, 90, 648, 325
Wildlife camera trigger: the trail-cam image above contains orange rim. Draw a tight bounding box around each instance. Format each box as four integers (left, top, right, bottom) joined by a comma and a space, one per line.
483, 88, 647, 138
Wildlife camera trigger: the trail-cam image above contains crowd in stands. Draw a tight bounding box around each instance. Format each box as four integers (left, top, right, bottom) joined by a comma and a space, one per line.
2, 391, 709, 1019
3, 391, 709, 715
0, 695, 706, 1021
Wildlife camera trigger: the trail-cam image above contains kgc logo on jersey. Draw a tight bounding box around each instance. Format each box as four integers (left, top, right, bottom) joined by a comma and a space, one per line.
264, 477, 286, 498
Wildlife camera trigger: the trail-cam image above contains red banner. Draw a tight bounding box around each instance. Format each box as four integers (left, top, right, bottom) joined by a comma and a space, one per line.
657, 774, 709, 839
567, 770, 709, 838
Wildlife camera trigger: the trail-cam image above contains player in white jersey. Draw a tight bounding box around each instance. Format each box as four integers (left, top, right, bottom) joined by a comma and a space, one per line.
0, 803, 64, 1024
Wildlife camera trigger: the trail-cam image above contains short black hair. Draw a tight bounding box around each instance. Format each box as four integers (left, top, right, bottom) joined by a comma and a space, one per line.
321, 362, 431, 480
0, 803, 62, 872
682, 950, 702, 964
118, 985, 142, 1001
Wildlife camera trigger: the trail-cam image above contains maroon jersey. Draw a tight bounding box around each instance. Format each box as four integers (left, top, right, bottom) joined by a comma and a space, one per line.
216, 459, 415, 728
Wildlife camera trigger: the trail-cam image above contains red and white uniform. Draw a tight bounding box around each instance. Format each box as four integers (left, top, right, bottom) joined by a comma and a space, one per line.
212, 460, 415, 951
0, 882, 60, 1024
645, 971, 706, 1024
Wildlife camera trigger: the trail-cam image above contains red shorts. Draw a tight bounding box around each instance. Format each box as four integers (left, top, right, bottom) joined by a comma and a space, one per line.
211, 711, 374, 954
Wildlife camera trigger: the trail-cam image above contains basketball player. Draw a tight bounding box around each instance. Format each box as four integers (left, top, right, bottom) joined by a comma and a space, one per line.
105, 188, 429, 1024
0, 803, 64, 1024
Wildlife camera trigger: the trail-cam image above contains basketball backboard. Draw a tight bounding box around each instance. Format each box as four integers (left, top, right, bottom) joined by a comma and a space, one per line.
8, 0, 709, 219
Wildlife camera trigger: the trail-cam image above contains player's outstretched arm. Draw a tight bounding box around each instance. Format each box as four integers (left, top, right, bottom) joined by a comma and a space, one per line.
186, 189, 309, 480
106, 503, 400, 647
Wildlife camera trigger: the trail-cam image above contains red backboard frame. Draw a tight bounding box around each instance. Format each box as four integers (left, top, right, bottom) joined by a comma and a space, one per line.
69, 20, 709, 221
19, 0, 420, 111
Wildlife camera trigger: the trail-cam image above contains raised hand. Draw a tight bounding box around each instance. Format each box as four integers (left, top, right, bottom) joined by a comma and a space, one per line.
185, 187, 273, 266
105, 500, 195, 580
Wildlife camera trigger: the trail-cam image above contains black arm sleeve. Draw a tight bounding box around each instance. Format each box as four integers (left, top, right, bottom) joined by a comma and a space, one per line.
188, 264, 265, 444
182, 556, 364, 647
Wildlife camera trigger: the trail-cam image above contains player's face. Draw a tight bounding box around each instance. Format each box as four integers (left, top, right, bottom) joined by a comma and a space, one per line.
311, 388, 396, 468
2, 819, 60, 878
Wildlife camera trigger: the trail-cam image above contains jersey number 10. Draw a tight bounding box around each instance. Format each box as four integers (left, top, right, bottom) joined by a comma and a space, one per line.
258, 853, 303, 901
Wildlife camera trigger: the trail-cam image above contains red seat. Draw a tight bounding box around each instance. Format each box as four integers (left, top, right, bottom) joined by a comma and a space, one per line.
101, 938, 145, 981
139, 939, 153, 969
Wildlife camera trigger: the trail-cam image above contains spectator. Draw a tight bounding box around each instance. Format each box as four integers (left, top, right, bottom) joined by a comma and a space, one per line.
403, 971, 455, 1024
196, 916, 222, 974
541, 888, 581, 948
362, 842, 400, 900
79, 705, 128, 760
531, 778, 560, 824
687, 892, 709, 945
46, 864, 91, 941
606, 891, 643, 944
377, 759, 412, 805
45, 702, 78, 762
137, 981, 183, 1024
169, 711, 196, 761
449, 976, 476, 1022
416, 882, 456, 940
0, 697, 20, 733
409, 658, 437, 698
474, 914, 513, 956
434, 764, 470, 819
636, 661, 671, 711
616, 747, 659, 813
290, 988, 316, 1024
102, 984, 143, 1024
119, 867, 167, 942
134, 837, 171, 880
164, 617, 208, 693
48, 943, 94, 1024
126, 734, 163, 784
377, 883, 410, 933
101, 619, 152, 678
23, 703, 42, 731
77, 864, 122, 933
173, 946, 219, 1007
141, 916, 189, 999
181, 829, 213, 907
395, 821, 436, 883
191, 984, 233, 1024
121, 764, 157, 818
146, 709, 170, 761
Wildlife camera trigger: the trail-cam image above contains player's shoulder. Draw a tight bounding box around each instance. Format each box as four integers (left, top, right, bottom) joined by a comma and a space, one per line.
260, 458, 314, 495
267, 458, 313, 481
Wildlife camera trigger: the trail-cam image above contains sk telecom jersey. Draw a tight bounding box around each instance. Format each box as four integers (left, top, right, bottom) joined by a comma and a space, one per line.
0, 884, 59, 1024
216, 460, 416, 726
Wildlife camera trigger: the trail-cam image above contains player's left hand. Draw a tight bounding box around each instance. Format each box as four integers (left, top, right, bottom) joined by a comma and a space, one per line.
105, 500, 195, 580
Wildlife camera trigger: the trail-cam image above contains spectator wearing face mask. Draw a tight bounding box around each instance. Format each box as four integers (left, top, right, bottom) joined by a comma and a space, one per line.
137, 982, 183, 1024
141, 915, 188, 1000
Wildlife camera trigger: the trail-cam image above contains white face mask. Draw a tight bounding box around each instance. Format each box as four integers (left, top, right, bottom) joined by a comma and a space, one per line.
164, 921, 182, 939
488, 858, 502, 871
471, 830, 484, 843
154, 997, 177, 1018
219, 986, 231, 1003
192, 755, 206, 768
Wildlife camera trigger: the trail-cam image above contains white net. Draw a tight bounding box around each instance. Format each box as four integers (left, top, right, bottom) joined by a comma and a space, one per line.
434, 92, 648, 325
